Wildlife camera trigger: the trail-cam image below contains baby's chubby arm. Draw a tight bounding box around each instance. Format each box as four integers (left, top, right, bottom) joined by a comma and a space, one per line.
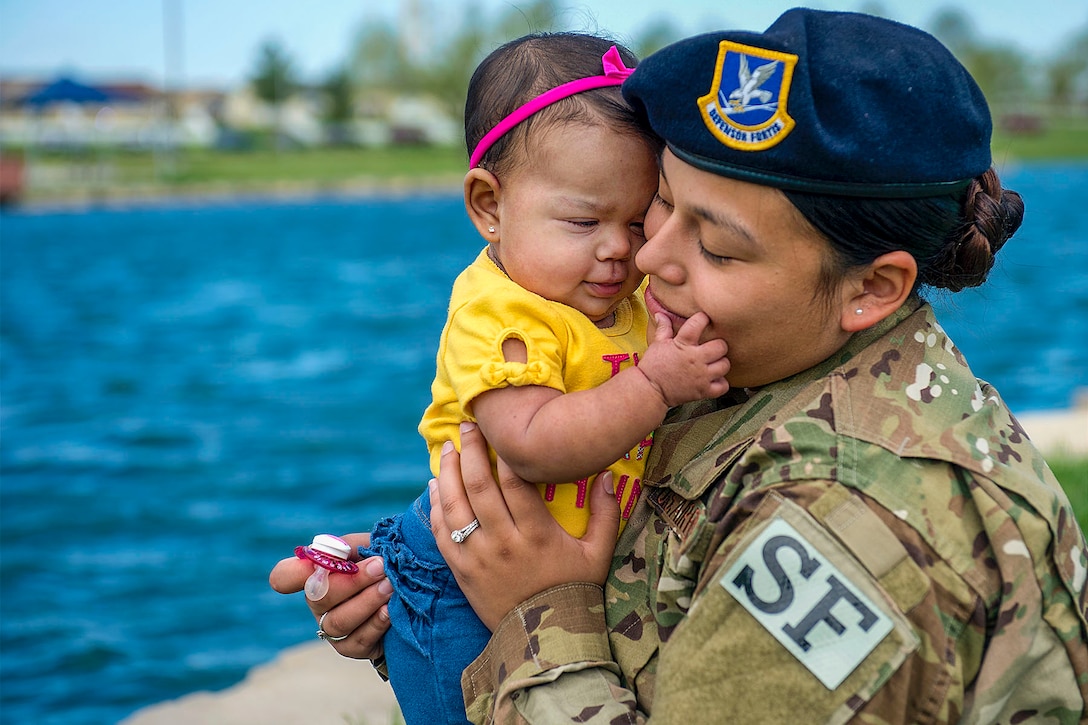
471, 313, 729, 483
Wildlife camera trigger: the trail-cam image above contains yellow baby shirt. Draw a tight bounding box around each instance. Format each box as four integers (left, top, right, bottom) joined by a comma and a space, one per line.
419, 249, 650, 537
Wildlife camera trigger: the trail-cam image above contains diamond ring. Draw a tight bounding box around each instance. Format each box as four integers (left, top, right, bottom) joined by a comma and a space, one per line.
450, 518, 480, 543
317, 610, 350, 642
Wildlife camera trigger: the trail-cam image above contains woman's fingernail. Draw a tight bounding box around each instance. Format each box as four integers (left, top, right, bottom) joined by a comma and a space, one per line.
601, 471, 614, 494
442, 440, 455, 455
459, 421, 476, 434
428, 478, 437, 492
365, 557, 385, 577
379, 605, 390, 621
378, 579, 393, 596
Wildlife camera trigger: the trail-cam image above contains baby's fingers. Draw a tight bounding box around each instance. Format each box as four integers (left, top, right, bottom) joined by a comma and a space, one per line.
700, 337, 729, 363
709, 356, 731, 379
651, 312, 676, 344
673, 312, 711, 345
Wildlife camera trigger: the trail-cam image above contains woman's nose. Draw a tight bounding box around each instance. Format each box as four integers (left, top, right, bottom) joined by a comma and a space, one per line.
636, 223, 683, 285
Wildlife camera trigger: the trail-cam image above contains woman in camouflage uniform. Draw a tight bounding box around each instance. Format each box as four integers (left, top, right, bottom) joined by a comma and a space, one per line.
427, 9, 1088, 724
273, 8, 1088, 724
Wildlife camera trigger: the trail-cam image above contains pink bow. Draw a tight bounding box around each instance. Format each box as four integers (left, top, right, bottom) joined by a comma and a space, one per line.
602, 46, 634, 80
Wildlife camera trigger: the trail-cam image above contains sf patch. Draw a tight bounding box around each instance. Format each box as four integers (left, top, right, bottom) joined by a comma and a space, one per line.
697, 40, 797, 151
721, 516, 893, 690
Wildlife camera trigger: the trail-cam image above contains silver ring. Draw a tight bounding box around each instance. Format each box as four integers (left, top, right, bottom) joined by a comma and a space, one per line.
450, 518, 480, 543
317, 611, 349, 642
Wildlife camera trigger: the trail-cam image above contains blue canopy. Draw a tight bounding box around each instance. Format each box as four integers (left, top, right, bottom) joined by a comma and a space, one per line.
22, 77, 131, 107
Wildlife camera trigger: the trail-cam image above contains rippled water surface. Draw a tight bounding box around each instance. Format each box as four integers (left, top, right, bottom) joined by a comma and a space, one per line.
1, 164, 1085, 724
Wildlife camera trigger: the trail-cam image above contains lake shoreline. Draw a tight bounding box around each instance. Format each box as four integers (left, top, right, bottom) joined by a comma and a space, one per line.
123, 404, 1086, 725
3, 174, 466, 215
9, 154, 1086, 214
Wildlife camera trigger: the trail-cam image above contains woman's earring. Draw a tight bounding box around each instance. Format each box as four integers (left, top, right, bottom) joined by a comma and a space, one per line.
488, 226, 496, 234
855, 308, 864, 315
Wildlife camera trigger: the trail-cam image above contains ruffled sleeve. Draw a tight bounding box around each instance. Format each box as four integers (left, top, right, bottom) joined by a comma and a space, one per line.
442, 288, 568, 415
480, 356, 551, 387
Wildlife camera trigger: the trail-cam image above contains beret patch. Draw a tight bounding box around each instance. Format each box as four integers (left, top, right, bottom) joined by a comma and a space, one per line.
697, 40, 798, 151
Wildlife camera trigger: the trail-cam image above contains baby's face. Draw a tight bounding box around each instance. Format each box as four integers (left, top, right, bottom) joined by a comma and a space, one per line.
489, 122, 658, 326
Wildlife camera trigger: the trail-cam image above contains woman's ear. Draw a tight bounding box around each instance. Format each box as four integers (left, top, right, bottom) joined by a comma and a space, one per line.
841, 250, 918, 332
464, 168, 501, 240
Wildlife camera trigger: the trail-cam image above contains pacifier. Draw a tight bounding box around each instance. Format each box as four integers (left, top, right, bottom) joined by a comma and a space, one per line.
295, 534, 359, 601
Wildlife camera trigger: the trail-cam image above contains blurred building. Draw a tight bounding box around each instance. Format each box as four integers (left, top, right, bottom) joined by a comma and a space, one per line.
0, 74, 458, 151
0, 76, 221, 149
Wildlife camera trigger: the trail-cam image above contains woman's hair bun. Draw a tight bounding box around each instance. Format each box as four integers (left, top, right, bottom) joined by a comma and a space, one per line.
922, 168, 1025, 291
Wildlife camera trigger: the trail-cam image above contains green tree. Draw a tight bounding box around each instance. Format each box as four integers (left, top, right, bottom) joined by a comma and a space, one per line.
1047, 26, 1088, 109
351, 20, 411, 91
494, 0, 562, 38
322, 66, 355, 145
857, 1, 891, 19
250, 39, 298, 149
348, 0, 564, 135
927, 7, 1030, 109
632, 16, 683, 59
251, 38, 297, 106
961, 44, 1032, 108
929, 7, 976, 57
416, 18, 487, 128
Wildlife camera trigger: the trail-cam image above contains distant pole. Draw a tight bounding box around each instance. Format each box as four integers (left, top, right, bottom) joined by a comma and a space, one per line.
159, 0, 185, 178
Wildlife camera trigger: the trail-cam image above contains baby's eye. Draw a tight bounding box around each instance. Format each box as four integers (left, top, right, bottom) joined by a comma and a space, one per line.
630, 222, 646, 238
568, 219, 598, 228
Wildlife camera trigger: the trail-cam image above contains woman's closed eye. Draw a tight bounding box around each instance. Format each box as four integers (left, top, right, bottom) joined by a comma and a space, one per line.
699, 242, 733, 264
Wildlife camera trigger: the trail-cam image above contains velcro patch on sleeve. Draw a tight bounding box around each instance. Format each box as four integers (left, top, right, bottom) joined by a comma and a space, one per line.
721, 515, 894, 690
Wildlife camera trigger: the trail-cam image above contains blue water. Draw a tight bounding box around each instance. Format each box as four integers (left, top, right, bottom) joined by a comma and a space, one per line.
1, 164, 1086, 724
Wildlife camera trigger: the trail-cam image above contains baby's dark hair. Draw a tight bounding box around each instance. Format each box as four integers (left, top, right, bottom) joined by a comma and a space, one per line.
465, 32, 657, 175
784, 168, 1024, 301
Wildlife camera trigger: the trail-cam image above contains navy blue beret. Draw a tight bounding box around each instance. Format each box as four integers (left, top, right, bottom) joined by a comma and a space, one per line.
622, 8, 993, 197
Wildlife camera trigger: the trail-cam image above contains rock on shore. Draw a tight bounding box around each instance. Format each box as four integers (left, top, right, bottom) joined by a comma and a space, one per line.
1016, 405, 1088, 456
121, 642, 400, 725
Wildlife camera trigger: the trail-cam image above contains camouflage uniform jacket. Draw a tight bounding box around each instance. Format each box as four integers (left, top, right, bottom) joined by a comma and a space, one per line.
461, 301, 1088, 724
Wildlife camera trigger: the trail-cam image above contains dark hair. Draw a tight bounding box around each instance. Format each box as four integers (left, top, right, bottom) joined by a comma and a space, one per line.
465, 32, 658, 175
783, 168, 1024, 301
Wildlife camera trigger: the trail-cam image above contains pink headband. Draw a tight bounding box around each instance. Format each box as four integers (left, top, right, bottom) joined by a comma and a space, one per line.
468, 45, 635, 168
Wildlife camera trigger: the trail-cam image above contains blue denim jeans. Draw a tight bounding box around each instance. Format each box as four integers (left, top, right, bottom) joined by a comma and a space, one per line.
361, 491, 491, 725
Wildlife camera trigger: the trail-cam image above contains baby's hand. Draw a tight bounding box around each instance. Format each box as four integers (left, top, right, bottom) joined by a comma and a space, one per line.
638, 313, 730, 407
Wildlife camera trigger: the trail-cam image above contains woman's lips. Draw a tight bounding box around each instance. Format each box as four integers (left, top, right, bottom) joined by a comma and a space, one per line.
644, 284, 688, 328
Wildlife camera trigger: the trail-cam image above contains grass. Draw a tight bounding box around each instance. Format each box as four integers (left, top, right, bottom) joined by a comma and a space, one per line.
15, 144, 470, 203
992, 116, 1088, 162
9, 114, 1087, 204
1050, 455, 1088, 535
162, 145, 469, 185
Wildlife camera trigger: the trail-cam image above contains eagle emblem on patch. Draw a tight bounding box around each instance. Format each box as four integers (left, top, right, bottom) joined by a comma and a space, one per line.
698, 40, 798, 151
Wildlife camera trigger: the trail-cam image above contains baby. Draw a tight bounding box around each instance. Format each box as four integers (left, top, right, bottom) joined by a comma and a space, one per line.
361, 32, 729, 724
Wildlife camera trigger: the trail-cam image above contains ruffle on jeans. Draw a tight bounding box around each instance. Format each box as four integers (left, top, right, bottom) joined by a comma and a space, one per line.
359, 494, 457, 622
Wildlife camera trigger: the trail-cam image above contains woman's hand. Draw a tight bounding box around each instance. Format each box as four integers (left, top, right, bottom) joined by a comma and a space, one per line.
268, 533, 392, 660
430, 422, 620, 630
